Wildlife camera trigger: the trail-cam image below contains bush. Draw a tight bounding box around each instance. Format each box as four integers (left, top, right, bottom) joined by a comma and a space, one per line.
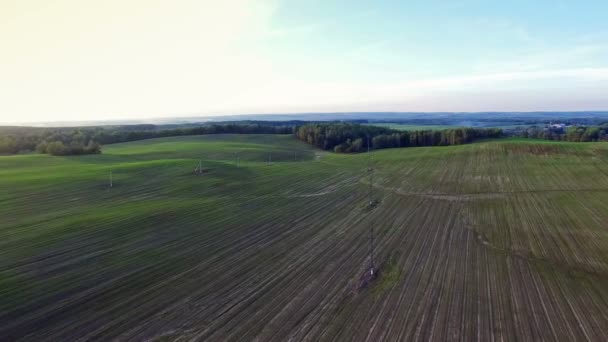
46, 141, 67, 155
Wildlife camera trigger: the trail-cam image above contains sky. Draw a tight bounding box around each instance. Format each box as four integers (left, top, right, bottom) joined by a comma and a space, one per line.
1, 0, 608, 124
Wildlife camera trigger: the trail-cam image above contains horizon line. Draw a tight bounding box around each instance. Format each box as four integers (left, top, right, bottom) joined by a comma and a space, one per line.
3, 110, 608, 127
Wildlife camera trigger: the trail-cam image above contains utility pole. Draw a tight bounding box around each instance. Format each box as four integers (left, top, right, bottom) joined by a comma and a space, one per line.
195, 159, 202, 175
268, 153, 272, 165
109, 171, 113, 188
367, 135, 375, 276
368, 136, 373, 205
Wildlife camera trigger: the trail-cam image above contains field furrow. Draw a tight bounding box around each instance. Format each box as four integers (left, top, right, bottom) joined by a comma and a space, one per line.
1, 135, 608, 341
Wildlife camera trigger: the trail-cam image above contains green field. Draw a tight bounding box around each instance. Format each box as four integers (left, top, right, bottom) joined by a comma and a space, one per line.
2, 134, 608, 341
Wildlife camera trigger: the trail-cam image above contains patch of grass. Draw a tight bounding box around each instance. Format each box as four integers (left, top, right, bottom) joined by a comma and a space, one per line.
371, 255, 401, 296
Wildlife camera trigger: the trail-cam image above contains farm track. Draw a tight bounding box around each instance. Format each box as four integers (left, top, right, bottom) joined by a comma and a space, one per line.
1, 135, 608, 341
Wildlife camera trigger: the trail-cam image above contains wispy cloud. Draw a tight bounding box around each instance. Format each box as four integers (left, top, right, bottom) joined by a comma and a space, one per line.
212, 67, 608, 115
1, 0, 607, 123
473, 18, 536, 43
473, 44, 607, 73
348, 40, 391, 58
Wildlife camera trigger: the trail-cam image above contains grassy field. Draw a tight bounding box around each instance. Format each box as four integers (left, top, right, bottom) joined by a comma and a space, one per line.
1, 134, 608, 341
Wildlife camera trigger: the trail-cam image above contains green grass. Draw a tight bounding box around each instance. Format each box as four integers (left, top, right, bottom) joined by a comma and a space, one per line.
371, 254, 401, 296
1, 134, 608, 341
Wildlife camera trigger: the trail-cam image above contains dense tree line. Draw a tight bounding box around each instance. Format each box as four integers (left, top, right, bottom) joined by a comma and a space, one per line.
0, 123, 294, 155
518, 125, 608, 142
89, 124, 293, 145
295, 123, 503, 152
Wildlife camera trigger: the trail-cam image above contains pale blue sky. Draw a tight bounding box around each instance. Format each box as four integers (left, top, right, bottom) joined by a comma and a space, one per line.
264, 0, 608, 79
1, 0, 607, 123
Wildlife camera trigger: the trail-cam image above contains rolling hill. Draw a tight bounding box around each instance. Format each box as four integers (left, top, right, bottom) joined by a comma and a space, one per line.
1, 134, 608, 341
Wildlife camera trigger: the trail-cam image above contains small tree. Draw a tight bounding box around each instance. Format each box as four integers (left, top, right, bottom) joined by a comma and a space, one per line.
36, 141, 49, 153
85, 141, 101, 154
46, 141, 67, 155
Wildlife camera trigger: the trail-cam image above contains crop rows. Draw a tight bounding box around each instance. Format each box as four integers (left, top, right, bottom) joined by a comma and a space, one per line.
1, 135, 607, 340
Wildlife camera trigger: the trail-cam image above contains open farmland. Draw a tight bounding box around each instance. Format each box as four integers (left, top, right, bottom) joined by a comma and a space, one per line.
1, 135, 608, 341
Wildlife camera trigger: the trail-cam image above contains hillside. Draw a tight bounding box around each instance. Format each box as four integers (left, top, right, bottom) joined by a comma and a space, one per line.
1, 135, 608, 341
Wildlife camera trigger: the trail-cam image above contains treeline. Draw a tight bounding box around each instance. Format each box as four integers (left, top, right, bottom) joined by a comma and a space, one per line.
518, 126, 608, 142
295, 123, 503, 152
0, 129, 101, 155
0, 123, 294, 156
90, 124, 293, 145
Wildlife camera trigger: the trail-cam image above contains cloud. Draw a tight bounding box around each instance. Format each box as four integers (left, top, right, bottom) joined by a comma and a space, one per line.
203, 67, 608, 114
473, 44, 607, 73
348, 40, 391, 58
1, 0, 607, 124
472, 18, 535, 43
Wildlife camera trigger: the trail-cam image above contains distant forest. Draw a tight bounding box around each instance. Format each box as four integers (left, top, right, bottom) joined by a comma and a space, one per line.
295, 123, 503, 152
2, 120, 607, 156
0, 123, 294, 155
518, 125, 608, 142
